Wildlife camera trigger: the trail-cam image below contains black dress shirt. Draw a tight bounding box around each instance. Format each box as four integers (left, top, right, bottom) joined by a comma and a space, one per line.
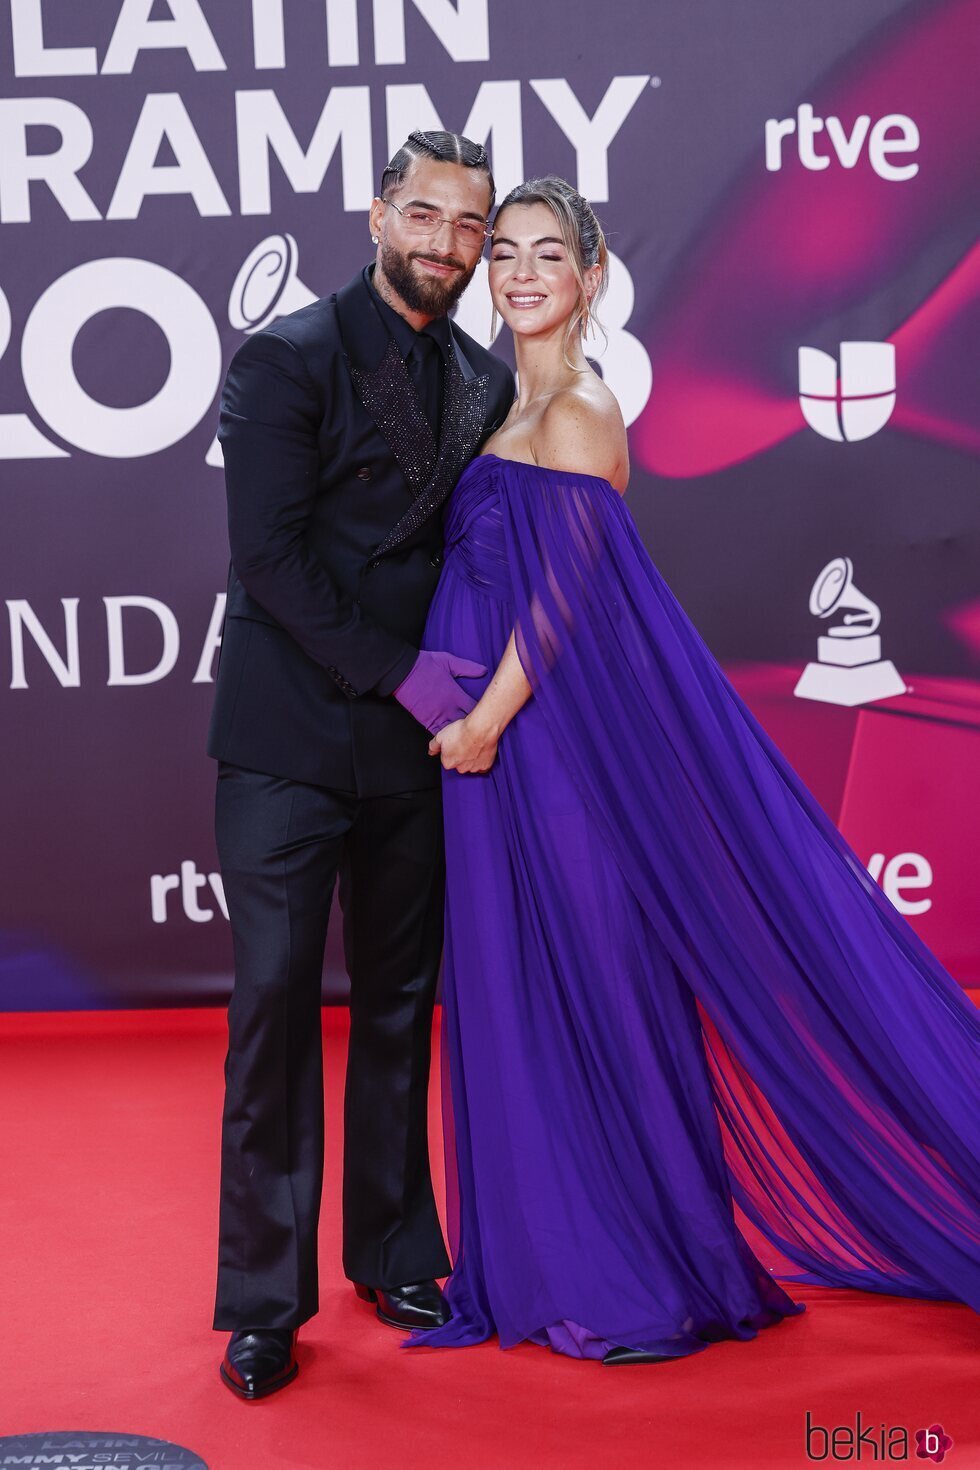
367, 264, 451, 438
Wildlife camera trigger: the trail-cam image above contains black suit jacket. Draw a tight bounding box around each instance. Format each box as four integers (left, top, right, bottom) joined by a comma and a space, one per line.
207, 266, 515, 795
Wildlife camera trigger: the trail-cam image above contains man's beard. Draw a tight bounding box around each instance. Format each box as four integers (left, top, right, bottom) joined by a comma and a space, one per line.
379, 237, 476, 317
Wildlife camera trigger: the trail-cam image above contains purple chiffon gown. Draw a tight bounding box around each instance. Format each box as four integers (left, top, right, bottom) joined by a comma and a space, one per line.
402, 453, 980, 1362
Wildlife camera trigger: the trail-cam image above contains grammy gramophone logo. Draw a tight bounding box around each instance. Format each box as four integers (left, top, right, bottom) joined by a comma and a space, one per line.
206, 232, 318, 467
794, 556, 907, 707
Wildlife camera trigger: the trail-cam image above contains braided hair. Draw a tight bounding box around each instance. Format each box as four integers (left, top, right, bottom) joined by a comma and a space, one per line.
380, 130, 495, 211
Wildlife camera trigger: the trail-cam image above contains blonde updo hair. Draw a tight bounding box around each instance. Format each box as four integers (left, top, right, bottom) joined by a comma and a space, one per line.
490, 176, 609, 367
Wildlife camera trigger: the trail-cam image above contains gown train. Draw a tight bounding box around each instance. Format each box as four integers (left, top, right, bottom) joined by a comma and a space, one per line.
400, 454, 980, 1360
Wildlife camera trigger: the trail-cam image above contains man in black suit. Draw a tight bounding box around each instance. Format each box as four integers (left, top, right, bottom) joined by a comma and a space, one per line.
208, 130, 514, 1399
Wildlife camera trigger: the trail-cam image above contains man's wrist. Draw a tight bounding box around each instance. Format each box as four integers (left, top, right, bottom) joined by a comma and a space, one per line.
376, 645, 420, 698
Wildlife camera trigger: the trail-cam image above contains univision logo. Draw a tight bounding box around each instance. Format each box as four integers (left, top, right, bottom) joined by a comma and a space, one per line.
798, 342, 896, 442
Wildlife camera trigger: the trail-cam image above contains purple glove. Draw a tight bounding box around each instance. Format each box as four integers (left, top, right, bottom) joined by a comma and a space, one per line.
393, 649, 487, 734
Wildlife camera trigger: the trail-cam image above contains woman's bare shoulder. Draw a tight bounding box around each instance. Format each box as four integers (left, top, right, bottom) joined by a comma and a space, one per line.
532, 379, 629, 493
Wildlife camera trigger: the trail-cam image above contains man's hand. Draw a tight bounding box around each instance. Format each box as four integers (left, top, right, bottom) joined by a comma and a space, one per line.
392, 649, 487, 734
429, 713, 500, 774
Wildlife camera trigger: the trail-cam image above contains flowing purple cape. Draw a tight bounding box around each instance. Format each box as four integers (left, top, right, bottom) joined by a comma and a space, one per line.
427, 457, 980, 1324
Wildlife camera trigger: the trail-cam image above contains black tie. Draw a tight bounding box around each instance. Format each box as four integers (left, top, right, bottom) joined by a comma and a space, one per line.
407, 329, 444, 439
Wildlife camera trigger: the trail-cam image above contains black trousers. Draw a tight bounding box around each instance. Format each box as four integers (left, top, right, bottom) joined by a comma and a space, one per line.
212, 761, 451, 1331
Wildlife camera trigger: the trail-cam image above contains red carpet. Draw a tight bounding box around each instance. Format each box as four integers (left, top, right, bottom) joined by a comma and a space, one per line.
1, 1006, 977, 1470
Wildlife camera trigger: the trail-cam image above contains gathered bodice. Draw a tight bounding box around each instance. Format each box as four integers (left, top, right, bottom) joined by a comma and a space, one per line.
442, 452, 621, 603
442, 454, 511, 598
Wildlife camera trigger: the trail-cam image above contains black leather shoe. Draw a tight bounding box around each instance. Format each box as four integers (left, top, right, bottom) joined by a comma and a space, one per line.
603, 1345, 674, 1365
353, 1279, 450, 1331
220, 1328, 298, 1399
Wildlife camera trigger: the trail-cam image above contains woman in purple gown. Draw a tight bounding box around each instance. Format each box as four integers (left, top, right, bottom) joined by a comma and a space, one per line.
403, 178, 980, 1365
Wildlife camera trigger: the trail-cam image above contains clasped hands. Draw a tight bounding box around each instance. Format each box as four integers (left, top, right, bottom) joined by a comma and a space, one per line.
392, 647, 500, 773
428, 713, 500, 774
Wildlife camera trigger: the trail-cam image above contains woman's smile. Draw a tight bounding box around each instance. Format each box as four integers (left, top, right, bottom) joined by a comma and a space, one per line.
506, 292, 548, 309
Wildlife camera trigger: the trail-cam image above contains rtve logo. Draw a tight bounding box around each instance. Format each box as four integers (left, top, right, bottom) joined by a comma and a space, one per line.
151, 861, 227, 924
765, 105, 919, 180
798, 342, 896, 442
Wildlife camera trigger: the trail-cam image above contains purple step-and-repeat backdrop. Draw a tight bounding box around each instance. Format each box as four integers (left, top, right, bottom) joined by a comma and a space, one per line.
2, 0, 978, 1008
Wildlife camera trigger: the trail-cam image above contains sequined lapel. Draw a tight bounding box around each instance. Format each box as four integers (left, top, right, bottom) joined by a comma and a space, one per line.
348, 339, 438, 497
371, 341, 489, 559
337, 268, 491, 557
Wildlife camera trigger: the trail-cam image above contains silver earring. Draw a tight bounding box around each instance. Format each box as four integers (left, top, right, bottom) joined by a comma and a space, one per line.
371, 234, 379, 244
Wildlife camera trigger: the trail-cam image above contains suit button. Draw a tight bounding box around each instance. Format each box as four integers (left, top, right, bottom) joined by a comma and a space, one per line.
356, 466, 372, 481
429, 553, 442, 567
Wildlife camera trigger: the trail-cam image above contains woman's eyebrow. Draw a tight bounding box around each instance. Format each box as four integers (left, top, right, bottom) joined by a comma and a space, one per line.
491, 236, 565, 248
